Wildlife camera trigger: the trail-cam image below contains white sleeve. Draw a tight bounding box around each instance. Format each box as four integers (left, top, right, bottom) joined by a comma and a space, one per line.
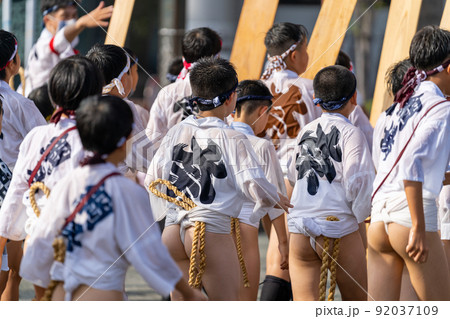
49, 28, 72, 55
349, 105, 374, 150
342, 128, 375, 223
146, 90, 169, 141
114, 185, 182, 297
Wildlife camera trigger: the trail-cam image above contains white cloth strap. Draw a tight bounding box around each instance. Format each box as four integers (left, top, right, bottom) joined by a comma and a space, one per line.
102, 55, 130, 96
261, 41, 299, 80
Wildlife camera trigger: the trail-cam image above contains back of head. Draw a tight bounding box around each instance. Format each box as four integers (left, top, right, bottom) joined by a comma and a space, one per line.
41, 0, 76, 13
386, 58, 412, 96
167, 57, 183, 82
86, 44, 128, 83
182, 27, 222, 63
48, 55, 104, 111
235, 80, 272, 117
77, 95, 133, 156
410, 25, 450, 71
264, 22, 308, 56
335, 51, 352, 70
28, 84, 54, 120
313, 65, 356, 111
0, 29, 18, 80
189, 57, 237, 111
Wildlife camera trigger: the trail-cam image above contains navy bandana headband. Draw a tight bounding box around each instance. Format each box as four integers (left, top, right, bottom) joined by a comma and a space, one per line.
313, 79, 357, 111
42, 1, 76, 16
189, 80, 238, 109
236, 95, 273, 104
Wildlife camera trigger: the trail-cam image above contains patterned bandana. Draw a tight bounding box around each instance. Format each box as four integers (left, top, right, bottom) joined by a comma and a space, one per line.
313, 77, 357, 111
102, 55, 130, 96
189, 81, 238, 110
261, 41, 300, 80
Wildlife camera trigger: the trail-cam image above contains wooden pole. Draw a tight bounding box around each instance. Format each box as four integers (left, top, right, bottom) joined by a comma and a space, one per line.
302, 0, 357, 80
229, 0, 279, 81
104, 0, 135, 46
369, 0, 422, 126
440, 0, 450, 30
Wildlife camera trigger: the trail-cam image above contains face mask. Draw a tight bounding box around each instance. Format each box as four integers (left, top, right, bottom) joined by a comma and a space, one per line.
56, 19, 79, 47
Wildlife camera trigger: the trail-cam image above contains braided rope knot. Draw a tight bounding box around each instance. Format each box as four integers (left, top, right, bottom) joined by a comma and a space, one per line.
319, 216, 341, 301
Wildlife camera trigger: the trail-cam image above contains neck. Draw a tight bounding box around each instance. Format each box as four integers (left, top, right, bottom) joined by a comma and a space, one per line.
427, 75, 448, 95
197, 109, 227, 121
233, 116, 256, 132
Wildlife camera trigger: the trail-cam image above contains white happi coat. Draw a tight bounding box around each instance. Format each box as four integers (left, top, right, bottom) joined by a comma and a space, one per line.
145, 115, 280, 225
22, 27, 77, 97
20, 162, 181, 300
372, 82, 450, 231
0, 81, 46, 170
261, 69, 322, 176
287, 112, 374, 238
349, 104, 374, 150
0, 118, 83, 240
230, 121, 286, 226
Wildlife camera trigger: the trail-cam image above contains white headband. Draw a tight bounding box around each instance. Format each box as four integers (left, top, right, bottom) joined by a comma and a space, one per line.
0, 40, 18, 71
102, 55, 130, 96
261, 41, 300, 80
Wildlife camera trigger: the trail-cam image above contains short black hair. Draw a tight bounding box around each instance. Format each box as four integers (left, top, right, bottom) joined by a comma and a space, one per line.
41, 0, 76, 14
123, 47, 137, 67
86, 44, 128, 84
264, 22, 308, 56
77, 95, 133, 155
189, 57, 237, 111
335, 51, 352, 70
0, 30, 18, 80
235, 80, 272, 117
182, 27, 222, 63
48, 55, 104, 111
28, 84, 54, 120
410, 25, 450, 71
386, 58, 412, 96
313, 65, 356, 108
168, 57, 183, 76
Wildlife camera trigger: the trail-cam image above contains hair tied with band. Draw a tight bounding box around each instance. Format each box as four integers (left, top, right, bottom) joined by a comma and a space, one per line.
103, 54, 130, 96
313, 78, 357, 111
394, 59, 450, 108
0, 40, 18, 72
261, 41, 299, 80
189, 80, 238, 109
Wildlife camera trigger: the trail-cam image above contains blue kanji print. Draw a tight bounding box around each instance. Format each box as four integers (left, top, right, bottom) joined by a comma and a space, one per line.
62, 185, 114, 252
0, 160, 12, 206
295, 124, 342, 196
26, 133, 72, 183
380, 122, 398, 161
397, 94, 423, 131
169, 136, 227, 204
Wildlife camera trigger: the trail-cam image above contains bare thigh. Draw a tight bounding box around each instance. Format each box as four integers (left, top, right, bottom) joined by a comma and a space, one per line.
236, 223, 259, 301
0, 240, 22, 301
388, 223, 450, 301
367, 222, 403, 301
71, 285, 123, 301
443, 240, 450, 278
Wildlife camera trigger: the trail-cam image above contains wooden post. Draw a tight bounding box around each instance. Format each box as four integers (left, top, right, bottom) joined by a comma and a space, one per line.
369, 0, 422, 126
302, 0, 357, 80
104, 0, 135, 46
229, 0, 279, 81
440, 0, 450, 30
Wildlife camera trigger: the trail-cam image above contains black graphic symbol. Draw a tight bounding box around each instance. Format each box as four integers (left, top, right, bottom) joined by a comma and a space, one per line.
173, 96, 198, 121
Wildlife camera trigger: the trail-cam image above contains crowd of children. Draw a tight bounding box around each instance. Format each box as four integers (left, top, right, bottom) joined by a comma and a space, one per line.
0, 0, 448, 302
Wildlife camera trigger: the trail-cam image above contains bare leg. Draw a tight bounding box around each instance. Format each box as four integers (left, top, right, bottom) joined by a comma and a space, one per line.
265, 221, 290, 281
388, 223, 450, 300
443, 240, 450, 278
359, 222, 368, 250
399, 266, 418, 301
289, 233, 321, 300
235, 223, 259, 301
1, 240, 22, 301
367, 222, 403, 301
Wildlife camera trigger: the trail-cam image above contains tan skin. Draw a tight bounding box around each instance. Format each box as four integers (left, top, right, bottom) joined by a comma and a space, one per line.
231, 102, 289, 300
368, 66, 450, 300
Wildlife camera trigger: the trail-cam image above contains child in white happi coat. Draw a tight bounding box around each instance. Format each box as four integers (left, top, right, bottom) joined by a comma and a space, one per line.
0, 56, 103, 300
287, 65, 374, 300
21, 0, 112, 97
0, 30, 46, 301
20, 96, 205, 301
145, 57, 292, 301
369, 26, 450, 301
230, 80, 289, 300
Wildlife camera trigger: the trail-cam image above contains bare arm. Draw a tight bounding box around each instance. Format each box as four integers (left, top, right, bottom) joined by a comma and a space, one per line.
404, 180, 428, 263
174, 277, 207, 301
0, 236, 7, 269
444, 172, 450, 186
271, 214, 289, 270
64, 1, 113, 43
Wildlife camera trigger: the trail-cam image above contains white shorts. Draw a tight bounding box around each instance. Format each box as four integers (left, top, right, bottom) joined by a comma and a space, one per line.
238, 202, 260, 228
371, 192, 438, 233
438, 186, 450, 240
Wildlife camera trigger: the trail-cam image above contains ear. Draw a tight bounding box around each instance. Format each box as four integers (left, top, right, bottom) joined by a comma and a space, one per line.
258, 105, 269, 116
350, 91, 357, 105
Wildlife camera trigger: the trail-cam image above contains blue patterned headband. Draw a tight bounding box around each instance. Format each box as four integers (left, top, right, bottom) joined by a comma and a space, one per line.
42, 1, 76, 16
236, 95, 273, 104
190, 81, 238, 109
313, 81, 357, 111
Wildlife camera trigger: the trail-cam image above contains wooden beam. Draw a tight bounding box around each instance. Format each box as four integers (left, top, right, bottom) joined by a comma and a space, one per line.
369, 0, 422, 126
302, 0, 357, 80
440, 0, 450, 30
230, 0, 279, 81
104, 0, 135, 46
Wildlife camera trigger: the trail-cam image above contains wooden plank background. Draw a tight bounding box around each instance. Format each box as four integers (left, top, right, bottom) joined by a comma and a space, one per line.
104, 0, 135, 46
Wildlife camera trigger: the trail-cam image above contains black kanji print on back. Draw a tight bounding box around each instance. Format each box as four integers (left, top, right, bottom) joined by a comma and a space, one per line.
169, 136, 227, 204
295, 124, 342, 196
0, 160, 12, 206
173, 96, 198, 121
26, 133, 72, 183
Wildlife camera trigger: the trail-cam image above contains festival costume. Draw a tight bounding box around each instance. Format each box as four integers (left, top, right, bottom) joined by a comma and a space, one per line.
145, 115, 280, 239
230, 121, 285, 228
372, 81, 450, 231
22, 27, 77, 97
0, 81, 46, 170
0, 118, 83, 241
0, 158, 12, 271
20, 162, 181, 300
438, 184, 450, 240
348, 104, 373, 150
287, 113, 374, 246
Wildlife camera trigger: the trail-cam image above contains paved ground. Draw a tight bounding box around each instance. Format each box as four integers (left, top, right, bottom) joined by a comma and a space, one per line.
18, 232, 341, 301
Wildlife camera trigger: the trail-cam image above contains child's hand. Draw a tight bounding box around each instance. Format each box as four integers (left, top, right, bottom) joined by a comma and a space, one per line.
79, 1, 113, 29
278, 240, 289, 270
406, 226, 428, 263
274, 192, 293, 213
